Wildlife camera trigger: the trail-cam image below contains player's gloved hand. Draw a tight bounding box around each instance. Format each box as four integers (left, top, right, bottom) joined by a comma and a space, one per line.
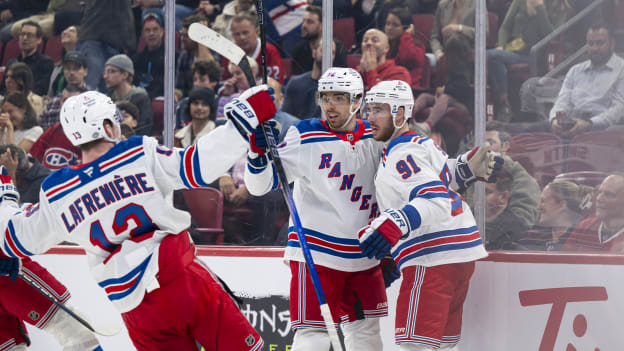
0, 165, 19, 205
224, 85, 276, 141
0, 257, 20, 281
358, 209, 411, 260
380, 257, 400, 288
249, 120, 281, 156
455, 143, 504, 189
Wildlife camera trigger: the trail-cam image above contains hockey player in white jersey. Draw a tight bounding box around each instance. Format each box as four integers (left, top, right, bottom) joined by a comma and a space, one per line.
359, 80, 503, 350
0, 89, 276, 351
244, 67, 388, 351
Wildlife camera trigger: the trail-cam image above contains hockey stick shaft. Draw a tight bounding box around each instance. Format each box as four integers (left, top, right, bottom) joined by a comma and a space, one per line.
18, 271, 121, 336
188, 22, 342, 350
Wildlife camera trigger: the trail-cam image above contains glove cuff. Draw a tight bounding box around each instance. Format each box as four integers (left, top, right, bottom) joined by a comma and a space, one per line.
247, 153, 269, 174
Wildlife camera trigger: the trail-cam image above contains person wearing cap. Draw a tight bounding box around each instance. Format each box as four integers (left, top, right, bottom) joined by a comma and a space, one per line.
133, 11, 177, 99
103, 54, 153, 136
47, 50, 92, 98
174, 86, 217, 148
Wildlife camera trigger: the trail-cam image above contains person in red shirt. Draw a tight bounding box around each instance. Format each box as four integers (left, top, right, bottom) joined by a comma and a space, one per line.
358, 28, 411, 91
220, 14, 284, 83
564, 173, 624, 253
383, 7, 427, 91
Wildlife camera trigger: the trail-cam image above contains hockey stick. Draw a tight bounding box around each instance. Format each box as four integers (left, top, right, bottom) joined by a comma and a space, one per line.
18, 271, 122, 336
188, 23, 344, 351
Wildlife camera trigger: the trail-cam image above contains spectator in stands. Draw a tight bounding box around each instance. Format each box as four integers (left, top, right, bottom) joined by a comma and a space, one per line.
212, 0, 256, 41
0, 143, 50, 203
30, 86, 84, 170
60, 25, 78, 56
104, 54, 153, 136
2, 62, 44, 117
133, 11, 175, 99
176, 13, 216, 98
550, 23, 624, 138
0, 0, 48, 42
76, 0, 136, 92
40, 83, 86, 130
48, 50, 91, 98
431, 0, 478, 60
174, 86, 217, 148
135, 0, 196, 32
116, 100, 140, 132
216, 56, 258, 119
196, 0, 223, 24
484, 168, 522, 249
486, 0, 557, 122
523, 179, 593, 251
282, 38, 332, 119
9, 0, 83, 40
221, 14, 283, 83
2, 21, 54, 97
0, 91, 42, 153
564, 173, 624, 253
290, 5, 347, 76
176, 59, 223, 130
383, 7, 426, 91
267, 77, 299, 141
410, 33, 473, 156
358, 28, 411, 90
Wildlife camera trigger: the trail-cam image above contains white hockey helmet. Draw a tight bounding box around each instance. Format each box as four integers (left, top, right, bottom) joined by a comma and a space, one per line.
364, 80, 413, 128
60, 91, 122, 146
317, 67, 364, 129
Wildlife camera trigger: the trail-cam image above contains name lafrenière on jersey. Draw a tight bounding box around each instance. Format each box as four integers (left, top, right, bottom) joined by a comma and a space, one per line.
60, 173, 155, 232
318, 153, 380, 219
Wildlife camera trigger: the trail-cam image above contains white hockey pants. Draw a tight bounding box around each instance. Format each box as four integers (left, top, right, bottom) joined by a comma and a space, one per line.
291, 318, 382, 351
41, 300, 101, 351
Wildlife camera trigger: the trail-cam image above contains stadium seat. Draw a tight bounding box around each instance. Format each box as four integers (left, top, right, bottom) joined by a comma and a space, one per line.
487, 12, 498, 49
44, 35, 63, 63
2, 38, 44, 66
182, 188, 225, 245
567, 131, 624, 173
507, 132, 564, 187
282, 57, 292, 83
347, 54, 361, 69
411, 14, 435, 51
151, 98, 164, 137
333, 17, 356, 53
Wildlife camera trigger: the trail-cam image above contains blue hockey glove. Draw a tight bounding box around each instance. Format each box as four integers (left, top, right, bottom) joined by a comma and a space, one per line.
224, 85, 276, 141
455, 143, 504, 189
0, 257, 20, 281
358, 209, 411, 260
0, 166, 19, 204
380, 257, 400, 288
249, 120, 281, 156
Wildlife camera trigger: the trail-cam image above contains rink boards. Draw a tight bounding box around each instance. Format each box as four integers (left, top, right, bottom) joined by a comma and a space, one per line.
26, 247, 624, 350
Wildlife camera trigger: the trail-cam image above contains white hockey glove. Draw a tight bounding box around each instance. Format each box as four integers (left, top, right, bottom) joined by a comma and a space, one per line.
0, 257, 20, 281
358, 209, 413, 260
455, 143, 504, 190
224, 85, 276, 141
0, 166, 19, 205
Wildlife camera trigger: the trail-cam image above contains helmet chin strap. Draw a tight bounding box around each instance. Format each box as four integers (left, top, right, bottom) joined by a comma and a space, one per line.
103, 123, 121, 144
336, 98, 362, 130
388, 111, 408, 141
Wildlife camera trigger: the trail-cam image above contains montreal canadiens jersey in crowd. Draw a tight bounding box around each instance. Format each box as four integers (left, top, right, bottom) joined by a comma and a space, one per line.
245, 118, 383, 272
376, 132, 487, 269
0, 122, 247, 313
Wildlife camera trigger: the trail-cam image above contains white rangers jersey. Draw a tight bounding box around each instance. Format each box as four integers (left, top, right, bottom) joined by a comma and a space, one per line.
245, 118, 383, 272
375, 132, 487, 269
0, 122, 247, 312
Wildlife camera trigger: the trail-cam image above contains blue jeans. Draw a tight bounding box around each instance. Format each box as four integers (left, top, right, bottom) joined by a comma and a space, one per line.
76, 40, 121, 92
486, 49, 530, 96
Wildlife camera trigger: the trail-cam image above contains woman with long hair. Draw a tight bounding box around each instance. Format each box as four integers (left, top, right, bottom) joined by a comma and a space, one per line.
0, 91, 43, 153
4, 62, 44, 116
383, 7, 426, 90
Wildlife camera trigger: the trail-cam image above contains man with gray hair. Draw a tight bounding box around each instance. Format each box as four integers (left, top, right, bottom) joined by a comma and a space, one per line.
103, 54, 153, 136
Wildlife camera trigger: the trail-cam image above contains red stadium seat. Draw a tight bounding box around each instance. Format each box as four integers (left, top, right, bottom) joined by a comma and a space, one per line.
333, 17, 356, 53
411, 14, 435, 50
567, 131, 624, 173
151, 98, 164, 137
507, 133, 564, 187
281, 57, 292, 83
182, 188, 225, 245
44, 35, 63, 63
347, 54, 361, 69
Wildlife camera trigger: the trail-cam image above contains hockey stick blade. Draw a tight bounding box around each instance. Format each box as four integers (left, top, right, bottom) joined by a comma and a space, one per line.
18, 271, 122, 336
188, 23, 255, 87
